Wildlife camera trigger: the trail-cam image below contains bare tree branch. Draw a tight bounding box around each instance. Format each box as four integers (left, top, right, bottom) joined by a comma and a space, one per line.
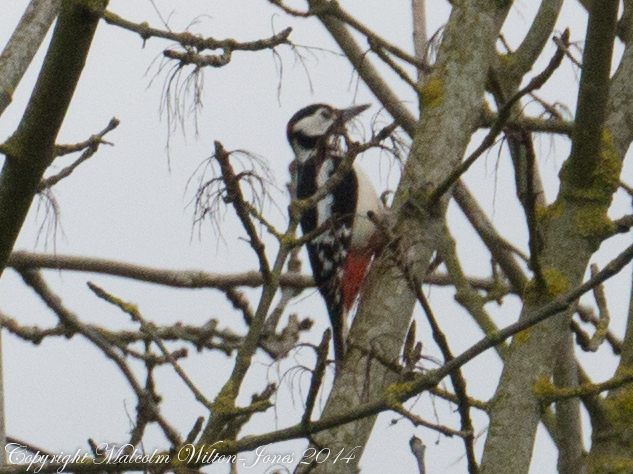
0, 0, 106, 279
409, 436, 426, 474
87, 282, 213, 409
0, 0, 61, 116
102, 9, 292, 60
18, 269, 182, 447
428, 30, 568, 206
38, 118, 120, 191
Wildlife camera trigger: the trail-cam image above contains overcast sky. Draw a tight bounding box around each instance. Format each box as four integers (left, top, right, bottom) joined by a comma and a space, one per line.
0, 1, 631, 473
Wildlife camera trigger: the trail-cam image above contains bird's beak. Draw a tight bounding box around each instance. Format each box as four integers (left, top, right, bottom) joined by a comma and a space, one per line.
338, 103, 371, 122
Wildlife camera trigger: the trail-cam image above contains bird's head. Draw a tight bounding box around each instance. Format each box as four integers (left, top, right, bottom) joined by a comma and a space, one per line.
286, 103, 370, 163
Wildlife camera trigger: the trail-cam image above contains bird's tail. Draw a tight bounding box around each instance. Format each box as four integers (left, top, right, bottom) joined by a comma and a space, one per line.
325, 299, 347, 362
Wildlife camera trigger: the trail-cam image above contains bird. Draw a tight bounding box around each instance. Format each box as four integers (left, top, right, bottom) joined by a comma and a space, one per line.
286, 103, 382, 362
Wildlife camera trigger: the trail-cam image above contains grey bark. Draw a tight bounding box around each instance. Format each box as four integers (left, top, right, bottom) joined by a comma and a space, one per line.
481, 1, 623, 472
0, 0, 107, 280
0, 0, 61, 462
0, 0, 61, 117
295, 1, 502, 473
583, 6, 633, 469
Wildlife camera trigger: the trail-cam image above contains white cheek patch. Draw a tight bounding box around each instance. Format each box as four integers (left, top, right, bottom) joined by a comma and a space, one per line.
294, 113, 333, 138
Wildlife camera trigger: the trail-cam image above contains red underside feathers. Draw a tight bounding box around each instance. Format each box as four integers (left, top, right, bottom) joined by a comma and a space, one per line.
342, 248, 374, 313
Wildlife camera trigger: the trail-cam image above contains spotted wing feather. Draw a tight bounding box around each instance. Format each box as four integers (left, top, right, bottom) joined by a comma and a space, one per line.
297, 156, 358, 361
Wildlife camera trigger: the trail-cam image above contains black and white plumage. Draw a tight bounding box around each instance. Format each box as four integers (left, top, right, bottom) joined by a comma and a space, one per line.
286, 103, 382, 361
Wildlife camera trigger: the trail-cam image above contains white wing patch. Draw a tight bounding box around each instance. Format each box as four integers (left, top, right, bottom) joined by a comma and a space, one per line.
316, 159, 335, 227
350, 166, 381, 249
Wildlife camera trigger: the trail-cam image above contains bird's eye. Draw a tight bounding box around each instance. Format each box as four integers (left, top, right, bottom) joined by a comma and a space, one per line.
320, 109, 332, 119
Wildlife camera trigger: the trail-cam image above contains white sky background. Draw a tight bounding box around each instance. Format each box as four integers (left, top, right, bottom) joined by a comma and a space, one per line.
0, 1, 631, 473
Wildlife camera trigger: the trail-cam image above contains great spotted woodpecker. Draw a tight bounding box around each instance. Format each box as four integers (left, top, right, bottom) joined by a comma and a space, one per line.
287, 103, 382, 361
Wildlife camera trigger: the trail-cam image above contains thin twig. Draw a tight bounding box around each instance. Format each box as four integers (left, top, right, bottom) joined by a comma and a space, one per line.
392, 404, 468, 438
302, 330, 331, 425
409, 436, 426, 474
576, 305, 622, 354
267, 0, 311, 17
369, 213, 477, 473
586, 264, 610, 351
478, 107, 573, 136
429, 387, 489, 412
0, 309, 240, 354
553, 35, 582, 68
620, 180, 633, 197
103, 10, 292, 54
214, 142, 271, 280
5, 437, 55, 457
522, 130, 544, 286
87, 282, 213, 409
439, 226, 508, 360
538, 368, 633, 404
224, 288, 254, 326
326, 2, 431, 72
428, 30, 569, 206
264, 249, 303, 332
369, 38, 418, 90
413, 290, 478, 472
39, 118, 120, 190
611, 214, 633, 236
18, 269, 182, 446
185, 417, 204, 444
8, 250, 499, 291
437, 241, 633, 381
52, 117, 119, 156
391, 404, 468, 438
